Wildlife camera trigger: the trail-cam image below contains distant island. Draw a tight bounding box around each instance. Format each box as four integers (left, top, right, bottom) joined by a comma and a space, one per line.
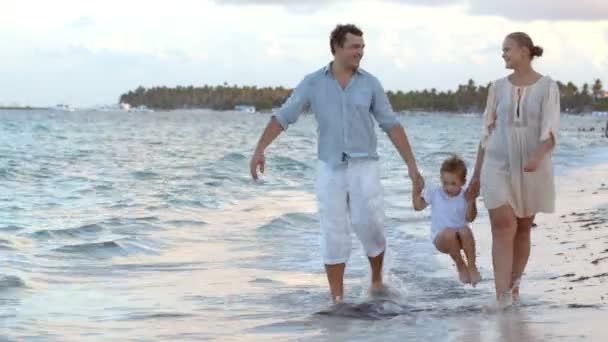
0, 106, 49, 110
119, 78, 608, 114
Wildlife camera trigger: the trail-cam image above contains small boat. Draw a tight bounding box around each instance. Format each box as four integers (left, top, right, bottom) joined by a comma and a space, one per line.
53, 104, 75, 112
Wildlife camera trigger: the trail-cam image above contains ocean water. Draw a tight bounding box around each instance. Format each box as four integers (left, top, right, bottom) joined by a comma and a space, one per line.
0, 109, 606, 341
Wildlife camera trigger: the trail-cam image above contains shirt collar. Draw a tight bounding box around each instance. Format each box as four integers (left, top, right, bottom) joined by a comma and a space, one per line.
323, 62, 363, 77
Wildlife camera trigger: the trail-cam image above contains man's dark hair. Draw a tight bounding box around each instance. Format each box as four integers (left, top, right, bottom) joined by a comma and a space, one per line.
330, 24, 363, 55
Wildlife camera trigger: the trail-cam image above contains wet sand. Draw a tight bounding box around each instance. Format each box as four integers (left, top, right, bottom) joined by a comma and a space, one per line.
525, 162, 608, 308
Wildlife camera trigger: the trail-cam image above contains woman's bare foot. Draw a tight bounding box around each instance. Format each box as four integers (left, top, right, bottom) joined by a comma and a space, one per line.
511, 286, 520, 302
468, 266, 482, 287
457, 264, 470, 284
511, 277, 521, 302
497, 291, 514, 310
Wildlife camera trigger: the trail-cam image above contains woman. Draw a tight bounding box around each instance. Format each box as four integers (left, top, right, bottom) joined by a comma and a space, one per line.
470, 32, 560, 306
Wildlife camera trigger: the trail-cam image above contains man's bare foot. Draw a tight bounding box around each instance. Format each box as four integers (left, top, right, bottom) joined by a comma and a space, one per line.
457, 265, 470, 284
332, 295, 344, 305
468, 266, 481, 287
371, 282, 384, 291
368, 282, 388, 298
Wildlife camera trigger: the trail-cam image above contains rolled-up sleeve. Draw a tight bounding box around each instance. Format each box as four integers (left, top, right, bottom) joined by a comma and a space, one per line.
480, 82, 497, 149
272, 76, 311, 130
540, 80, 560, 144
370, 77, 400, 132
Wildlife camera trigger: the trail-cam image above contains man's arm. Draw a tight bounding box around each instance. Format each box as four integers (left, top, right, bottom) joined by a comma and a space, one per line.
370, 77, 423, 188
250, 76, 311, 180
412, 183, 428, 211
387, 125, 423, 185
250, 118, 284, 180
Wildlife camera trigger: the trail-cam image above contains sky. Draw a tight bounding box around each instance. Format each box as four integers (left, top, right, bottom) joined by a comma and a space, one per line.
1, 0, 607, 107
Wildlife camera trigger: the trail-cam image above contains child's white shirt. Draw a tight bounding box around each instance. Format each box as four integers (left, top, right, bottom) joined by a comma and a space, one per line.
422, 185, 469, 242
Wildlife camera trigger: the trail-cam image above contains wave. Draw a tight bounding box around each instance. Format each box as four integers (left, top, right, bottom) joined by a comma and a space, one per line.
0, 238, 15, 250
120, 312, 194, 321
31, 223, 104, 239
130, 170, 161, 180
54, 240, 125, 256
257, 212, 316, 232
220, 152, 246, 162
0, 275, 26, 289
0, 225, 24, 232
165, 219, 207, 227
53, 237, 160, 258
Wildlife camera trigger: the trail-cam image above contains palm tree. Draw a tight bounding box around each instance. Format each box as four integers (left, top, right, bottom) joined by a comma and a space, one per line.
592, 79, 604, 101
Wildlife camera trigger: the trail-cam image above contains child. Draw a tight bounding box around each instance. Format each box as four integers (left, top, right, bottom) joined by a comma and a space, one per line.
413, 155, 481, 286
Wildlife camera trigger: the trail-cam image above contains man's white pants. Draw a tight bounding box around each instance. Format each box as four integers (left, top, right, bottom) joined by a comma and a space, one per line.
316, 159, 386, 265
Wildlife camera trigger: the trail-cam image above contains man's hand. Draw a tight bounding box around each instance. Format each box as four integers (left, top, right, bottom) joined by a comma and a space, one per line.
410, 170, 424, 194
250, 151, 265, 180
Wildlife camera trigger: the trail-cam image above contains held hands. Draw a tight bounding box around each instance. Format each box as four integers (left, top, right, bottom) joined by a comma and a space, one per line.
409, 170, 425, 194
249, 150, 265, 180
465, 176, 480, 202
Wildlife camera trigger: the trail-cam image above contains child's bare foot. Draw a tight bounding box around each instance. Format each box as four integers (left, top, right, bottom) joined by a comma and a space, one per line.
468, 266, 481, 287
457, 264, 470, 284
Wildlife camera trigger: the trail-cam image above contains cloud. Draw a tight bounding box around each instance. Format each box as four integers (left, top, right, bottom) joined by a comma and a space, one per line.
214, 0, 608, 21
213, 0, 461, 13
0, 45, 214, 106
70, 16, 94, 29
467, 0, 608, 21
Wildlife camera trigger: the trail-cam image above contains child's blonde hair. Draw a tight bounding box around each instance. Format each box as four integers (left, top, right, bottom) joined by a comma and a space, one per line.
440, 154, 467, 183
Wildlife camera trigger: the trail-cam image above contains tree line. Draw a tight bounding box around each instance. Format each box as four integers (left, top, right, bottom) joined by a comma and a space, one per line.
119, 79, 608, 113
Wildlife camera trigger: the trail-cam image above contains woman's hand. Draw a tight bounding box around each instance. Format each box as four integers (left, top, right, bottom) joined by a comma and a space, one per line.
466, 176, 480, 201
524, 155, 541, 172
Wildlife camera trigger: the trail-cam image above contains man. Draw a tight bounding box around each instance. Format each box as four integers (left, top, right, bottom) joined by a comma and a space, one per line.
249, 24, 423, 304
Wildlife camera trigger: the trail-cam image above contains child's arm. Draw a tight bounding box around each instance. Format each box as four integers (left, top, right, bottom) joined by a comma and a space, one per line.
412, 183, 428, 211
465, 197, 477, 222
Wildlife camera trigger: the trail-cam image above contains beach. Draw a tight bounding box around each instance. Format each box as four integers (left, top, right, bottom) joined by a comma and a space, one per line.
0, 109, 606, 341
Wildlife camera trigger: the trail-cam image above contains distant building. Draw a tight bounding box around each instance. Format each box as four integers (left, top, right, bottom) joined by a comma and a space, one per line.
53, 104, 75, 112
235, 105, 256, 113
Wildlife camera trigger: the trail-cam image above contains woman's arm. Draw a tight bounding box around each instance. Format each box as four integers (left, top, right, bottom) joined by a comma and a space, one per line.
465, 197, 478, 222
466, 143, 484, 201
523, 135, 555, 172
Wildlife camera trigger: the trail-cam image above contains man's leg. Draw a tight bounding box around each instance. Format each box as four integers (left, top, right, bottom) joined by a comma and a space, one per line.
368, 251, 384, 290
316, 161, 350, 303
325, 263, 346, 303
349, 160, 386, 290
